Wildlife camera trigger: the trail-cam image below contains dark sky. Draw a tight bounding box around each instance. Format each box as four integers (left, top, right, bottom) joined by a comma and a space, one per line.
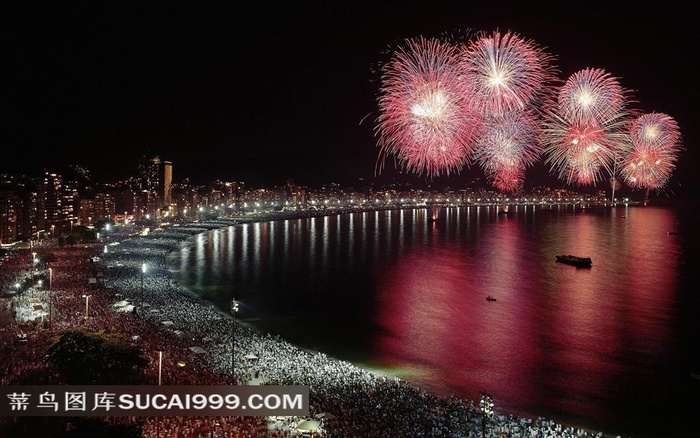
1, 2, 696, 197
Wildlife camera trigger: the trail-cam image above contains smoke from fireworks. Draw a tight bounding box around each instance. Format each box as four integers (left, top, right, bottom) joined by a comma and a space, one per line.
620, 112, 682, 190
459, 29, 557, 117
374, 36, 482, 177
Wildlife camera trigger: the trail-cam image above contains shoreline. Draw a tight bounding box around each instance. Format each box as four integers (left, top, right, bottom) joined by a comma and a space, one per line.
2, 215, 630, 437
125, 217, 626, 437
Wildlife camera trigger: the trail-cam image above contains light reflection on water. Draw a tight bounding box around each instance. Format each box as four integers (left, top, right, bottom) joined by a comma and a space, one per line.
174, 204, 699, 437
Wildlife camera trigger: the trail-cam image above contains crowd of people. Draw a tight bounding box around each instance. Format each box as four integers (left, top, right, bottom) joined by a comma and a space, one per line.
0, 216, 625, 437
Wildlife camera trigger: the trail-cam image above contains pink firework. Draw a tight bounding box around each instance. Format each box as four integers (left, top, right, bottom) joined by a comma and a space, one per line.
473, 109, 542, 191
488, 163, 526, 193
541, 111, 631, 185
542, 68, 633, 186
374, 37, 482, 177
459, 29, 558, 116
557, 68, 628, 125
620, 112, 682, 190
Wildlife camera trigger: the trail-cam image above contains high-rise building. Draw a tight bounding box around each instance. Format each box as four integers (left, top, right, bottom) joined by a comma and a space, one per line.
162, 160, 172, 207
0, 194, 18, 244
62, 179, 79, 233
138, 155, 172, 212
37, 171, 78, 236
38, 172, 62, 231
78, 193, 115, 226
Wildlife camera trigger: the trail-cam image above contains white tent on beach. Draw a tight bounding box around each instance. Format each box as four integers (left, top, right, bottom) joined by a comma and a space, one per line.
295, 419, 320, 436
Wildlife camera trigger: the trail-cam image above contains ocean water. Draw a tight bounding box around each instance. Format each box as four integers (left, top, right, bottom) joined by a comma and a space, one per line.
173, 203, 700, 437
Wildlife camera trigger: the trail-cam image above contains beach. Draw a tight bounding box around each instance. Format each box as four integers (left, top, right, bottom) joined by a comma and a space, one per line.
1, 216, 624, 437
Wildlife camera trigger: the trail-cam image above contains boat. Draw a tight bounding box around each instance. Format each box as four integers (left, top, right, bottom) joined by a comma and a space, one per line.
486, 296, 497, 302
555, 254, 592, 268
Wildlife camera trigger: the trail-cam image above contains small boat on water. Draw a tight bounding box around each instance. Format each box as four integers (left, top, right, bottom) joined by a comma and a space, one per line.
555, 254, 592, 268
486, 296, 497, 302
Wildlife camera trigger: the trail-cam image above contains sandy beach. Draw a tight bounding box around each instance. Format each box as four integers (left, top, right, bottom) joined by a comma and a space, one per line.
1, 217, 624, 437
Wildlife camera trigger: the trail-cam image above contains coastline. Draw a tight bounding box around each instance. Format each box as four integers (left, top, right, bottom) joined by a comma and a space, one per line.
1, 214, 629, 437
126, 215, 625, 437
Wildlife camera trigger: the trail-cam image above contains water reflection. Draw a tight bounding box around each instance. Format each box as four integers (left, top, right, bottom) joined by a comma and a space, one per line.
175, 205, 690, 437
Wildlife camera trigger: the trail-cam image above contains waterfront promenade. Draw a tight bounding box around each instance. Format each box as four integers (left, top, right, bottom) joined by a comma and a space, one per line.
0, 217, 625, 437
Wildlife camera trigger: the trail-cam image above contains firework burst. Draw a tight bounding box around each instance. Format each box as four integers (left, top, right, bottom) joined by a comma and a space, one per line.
374, 36, 482, 177
487, 163, 526, 193
372, 31, 682, 192
556, 68, 628, 125
541, 68, 632, 186
541, 110, 632, 185
473, 109, 542, 191
620, 112, 682, 190
459, 29, 558, 116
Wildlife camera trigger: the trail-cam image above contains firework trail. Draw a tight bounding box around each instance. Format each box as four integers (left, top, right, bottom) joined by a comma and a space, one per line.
374, 36, 482, 177
541, 68, 633, 186
620, 112, 682, 190
459, 29, 558, 116
473, 109, 542, 191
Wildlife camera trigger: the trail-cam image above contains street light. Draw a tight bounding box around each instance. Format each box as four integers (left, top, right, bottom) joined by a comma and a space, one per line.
141, 263, 147, 315
158, 350, 163, 386
31, 251, 37, 287
155, 349, 164, 438
479, 391, 494, 438
82, 294, 91, 320
231, 298, 239, 382
48, 267, 53, 327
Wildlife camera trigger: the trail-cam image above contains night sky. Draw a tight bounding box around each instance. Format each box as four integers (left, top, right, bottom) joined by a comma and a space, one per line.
2, 2, 696, 197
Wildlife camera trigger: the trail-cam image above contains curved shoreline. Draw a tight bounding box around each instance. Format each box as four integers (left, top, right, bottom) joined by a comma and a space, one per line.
99, 214, 626, 438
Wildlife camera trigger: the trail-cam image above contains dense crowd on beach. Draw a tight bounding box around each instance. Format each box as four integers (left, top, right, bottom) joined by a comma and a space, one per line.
0, 216, 626, 437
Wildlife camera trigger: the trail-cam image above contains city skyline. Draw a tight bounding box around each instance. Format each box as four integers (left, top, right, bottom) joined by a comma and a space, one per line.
0, 155, 644, 201
2, 3, 696, 198
0, 153, 617, 246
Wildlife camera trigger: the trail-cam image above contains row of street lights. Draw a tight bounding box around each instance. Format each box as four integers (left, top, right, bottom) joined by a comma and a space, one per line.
30, 256, 238, 392
26, 244, 54, 326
